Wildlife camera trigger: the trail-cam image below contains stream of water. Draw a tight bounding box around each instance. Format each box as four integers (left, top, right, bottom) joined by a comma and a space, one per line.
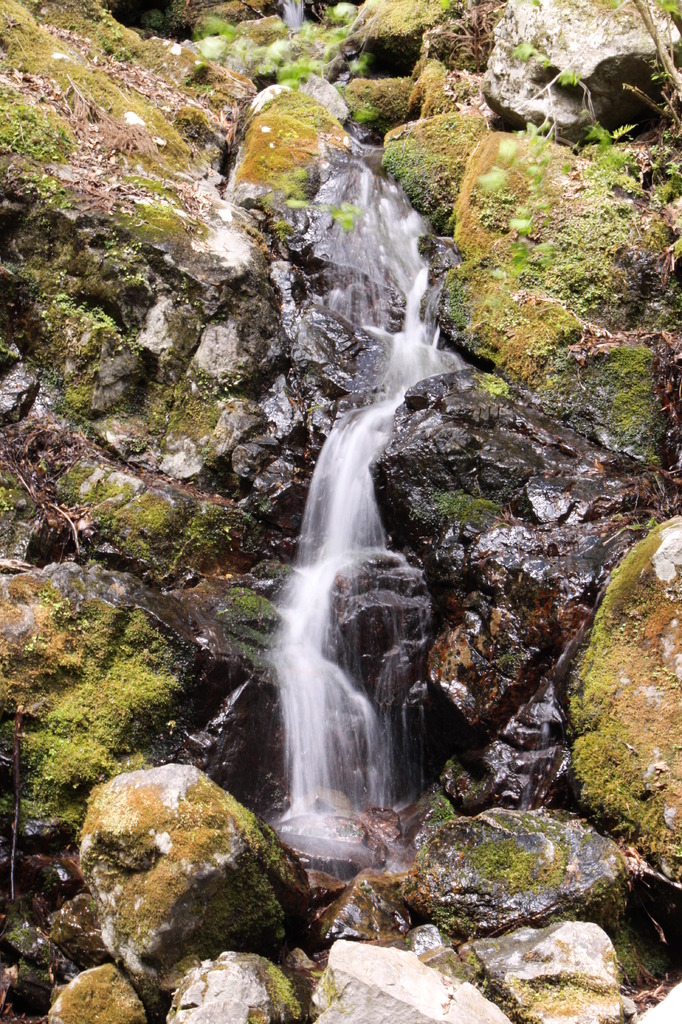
274, 154, 461, 825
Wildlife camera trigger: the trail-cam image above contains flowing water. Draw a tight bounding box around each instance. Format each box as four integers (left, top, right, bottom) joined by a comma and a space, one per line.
274, 152, 461, 824
281, 0, 305, 31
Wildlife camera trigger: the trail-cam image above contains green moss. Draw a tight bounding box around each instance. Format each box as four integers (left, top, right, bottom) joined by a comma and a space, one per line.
433, 489, 501, 528
0, 87, 74, 162
613, 921, 670, 985
467, 837, 567, 896
217, 587, 279, 668
569, 520, 682, 881
383, 112, 487, 233
235, 88, 347, 201
52, 964, 147, 1024
56, 462, 238, 583
344, 77, 413, 136
0, 579, 188, 832
357, 0, 454, 73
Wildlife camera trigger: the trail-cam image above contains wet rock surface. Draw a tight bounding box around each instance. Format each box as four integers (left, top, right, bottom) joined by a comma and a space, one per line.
310, 869, 411, 945
403, 809, 628, 943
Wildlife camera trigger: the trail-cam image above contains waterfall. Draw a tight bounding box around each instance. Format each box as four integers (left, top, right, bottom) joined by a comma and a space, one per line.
281, 0, 304, 31
274, 154, 460, 822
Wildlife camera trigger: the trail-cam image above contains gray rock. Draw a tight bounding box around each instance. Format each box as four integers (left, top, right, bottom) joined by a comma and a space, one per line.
470, 921, 622, 1024
92, 335, 140, 414
483, 0, 682, 142
160, 435, 205, 480
0, 362, 39, 423
313, 940, 512, 1024
167, 951, 301, 1023
300, 73, 349, 123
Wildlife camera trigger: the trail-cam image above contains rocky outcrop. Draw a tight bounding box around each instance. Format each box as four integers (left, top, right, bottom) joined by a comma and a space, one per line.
569, 519, 682, 887
80, 765, 309, 1018
484, 0, 681, 142
313, 939, 512, 1024
403, 809, 627, 942
375, 369, 646, 804
167, 951, 301, 1024
48, 964, 147, 1024
469, 922, 623, 1024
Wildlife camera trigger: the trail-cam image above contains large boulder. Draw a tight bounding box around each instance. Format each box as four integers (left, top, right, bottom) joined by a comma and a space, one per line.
167, 951, 301, 1024
312, 939, 512, 1024
403, 809, 627, 942
48, 964, 147, 1024
569, 519, 682, 886
80, 765, 309, 1019
469, 922, 623, 1024
352, 0, 451, 74
483, 0, 681, 142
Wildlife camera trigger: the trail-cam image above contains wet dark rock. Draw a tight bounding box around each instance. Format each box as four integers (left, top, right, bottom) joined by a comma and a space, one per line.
307, 870, 347, 908
328, 553, 431, 706
291, 306, 387, 404
50, 893, 109, 970
277, 814, 387, 881
374, 370, 647, 788
403, 808, 628, 943
1, 901, 77, 1014
407, 924, 447, 956
310, 870, 411, 947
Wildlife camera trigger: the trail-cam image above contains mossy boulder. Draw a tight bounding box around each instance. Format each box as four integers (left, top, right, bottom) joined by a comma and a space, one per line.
0, 471, 36, 561
444, 131, 676, 460
0, 563, 191, 833
81, 764, 310, 1020
403, 809, 628, 943
233, 86, 349, 205
469, 921, 623, 1024
407, 61, 465, 119
353, 0, 454, 74
167, 951, 301, 1023
344, 77, 413, 137
569, 519, 682, 884
48, 964, 147, 1024
383, 112, 487, 233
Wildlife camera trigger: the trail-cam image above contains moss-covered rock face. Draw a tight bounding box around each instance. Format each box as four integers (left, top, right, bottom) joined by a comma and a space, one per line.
444, 131, 676, 461
402, 809, 628, 943
0, 472, 36, 560
383, 112, 487, 233
344, 77, 413, 137
81, 764, 309, 1020
0, 564, 191, 833
167, 950, 301, 1023
569, 519, 682, 884
48, 963, 147, 1024
353, 0, 455, 74
233, 86, 349, 204
56, 461, 240, 584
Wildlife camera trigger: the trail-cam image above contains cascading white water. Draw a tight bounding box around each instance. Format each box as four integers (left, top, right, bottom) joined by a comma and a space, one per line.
281, 0, 304, 31
275, 155, 460, 820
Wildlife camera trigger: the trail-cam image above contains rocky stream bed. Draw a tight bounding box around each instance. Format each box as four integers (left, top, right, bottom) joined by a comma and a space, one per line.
2, 0, 682, 1022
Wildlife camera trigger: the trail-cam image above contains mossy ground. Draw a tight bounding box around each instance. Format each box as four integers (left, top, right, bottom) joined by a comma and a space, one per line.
569, 520, 682, 882
0, 576, 190, 833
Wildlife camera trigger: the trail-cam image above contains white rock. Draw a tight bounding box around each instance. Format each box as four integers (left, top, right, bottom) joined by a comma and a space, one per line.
639, 983, 682, 1023
250, 84, 290, 116
484, 0, 682, 142
167, 951, 299, 1023
124, 111, 146, 127
652, 520, 682, 582
170, 43, 182, 55
314, 940, 512, 1024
